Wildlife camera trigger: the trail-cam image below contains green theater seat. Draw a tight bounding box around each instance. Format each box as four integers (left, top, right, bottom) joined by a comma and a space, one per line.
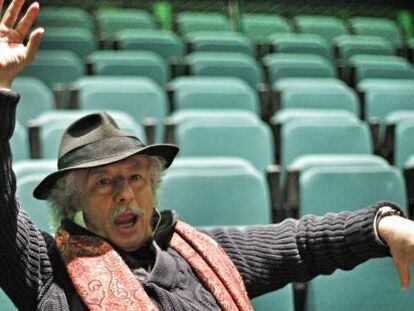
39, 27, 97, 59
186, 31, 253, 56
160, 158, 270, 226
241, 13, 292, 43
349, 17, 404, 49
12, 77, 54, 127
20, 50, 84, 88
263, 53, 335, 86
185, 52, 263, 89
29, 110, 145, 159
267, 33, 332, 60
293, 15, 348, 42
168, 76, 259, 114
176, 12, 232, 36
87, 51, 169, 86
117, 29, 184, 64
35, 7, 93, 31
170, 110, 274, 172
76, 76, 167, 143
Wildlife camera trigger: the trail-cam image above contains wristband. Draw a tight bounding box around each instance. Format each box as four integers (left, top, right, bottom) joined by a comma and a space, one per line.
374, 206, 402, 246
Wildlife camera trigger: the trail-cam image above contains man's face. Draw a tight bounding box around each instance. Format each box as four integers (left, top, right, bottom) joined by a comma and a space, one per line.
78, 155, 156, 252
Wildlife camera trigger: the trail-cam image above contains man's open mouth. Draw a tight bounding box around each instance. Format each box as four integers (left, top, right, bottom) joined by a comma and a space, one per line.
114, 212, 139, 228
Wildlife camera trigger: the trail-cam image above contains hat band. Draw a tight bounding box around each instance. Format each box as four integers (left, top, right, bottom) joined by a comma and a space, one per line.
58, 136, 144, 169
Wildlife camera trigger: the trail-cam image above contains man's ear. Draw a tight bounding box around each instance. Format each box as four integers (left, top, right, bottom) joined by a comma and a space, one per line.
73, 211, 87, 229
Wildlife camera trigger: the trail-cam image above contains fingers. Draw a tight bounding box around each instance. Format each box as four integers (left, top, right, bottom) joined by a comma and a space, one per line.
2, 0, 24, 28
25, 27, 43, 64
395, 258, 411, 290
15, 2, 39, 38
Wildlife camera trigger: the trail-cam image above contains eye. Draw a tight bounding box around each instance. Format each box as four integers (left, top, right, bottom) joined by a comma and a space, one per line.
130, 174, 142, 181
97, 178, 111, 187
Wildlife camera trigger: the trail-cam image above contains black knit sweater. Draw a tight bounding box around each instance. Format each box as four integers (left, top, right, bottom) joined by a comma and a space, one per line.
0, 90, 395, 310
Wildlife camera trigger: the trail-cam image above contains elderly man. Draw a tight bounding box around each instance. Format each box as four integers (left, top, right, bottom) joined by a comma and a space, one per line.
1, 1, 414, 310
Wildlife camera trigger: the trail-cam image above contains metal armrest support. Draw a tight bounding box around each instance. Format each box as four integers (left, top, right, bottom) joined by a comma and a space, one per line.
143, 118, 157, 145
285, 168, 300, 219
266, 164, 282, 223
163, 117, 176, 144
27, 119, 42, 159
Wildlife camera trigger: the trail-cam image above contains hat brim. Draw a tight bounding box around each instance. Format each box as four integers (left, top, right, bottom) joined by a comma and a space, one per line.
33, 144, 179, 200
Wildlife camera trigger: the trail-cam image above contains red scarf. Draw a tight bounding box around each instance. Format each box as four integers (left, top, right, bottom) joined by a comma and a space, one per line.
56, 221, 253, 311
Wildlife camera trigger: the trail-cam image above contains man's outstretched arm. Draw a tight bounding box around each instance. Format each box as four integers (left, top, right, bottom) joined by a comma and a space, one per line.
0, 1, 54, 310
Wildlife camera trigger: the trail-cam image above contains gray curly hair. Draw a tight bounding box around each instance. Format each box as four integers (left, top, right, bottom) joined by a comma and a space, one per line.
47, 156, 166, 229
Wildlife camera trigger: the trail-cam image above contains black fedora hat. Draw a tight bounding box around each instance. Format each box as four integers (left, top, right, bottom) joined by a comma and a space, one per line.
34, 112, 179, 200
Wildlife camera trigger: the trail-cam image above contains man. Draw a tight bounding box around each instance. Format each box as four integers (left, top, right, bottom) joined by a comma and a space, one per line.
1, 1, 414, 310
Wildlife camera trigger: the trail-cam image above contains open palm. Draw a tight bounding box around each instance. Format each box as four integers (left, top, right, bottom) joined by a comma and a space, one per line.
0, 0, 43, 88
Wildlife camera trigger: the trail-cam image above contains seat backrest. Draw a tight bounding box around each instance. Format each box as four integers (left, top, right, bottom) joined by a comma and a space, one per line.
36, 7, 93, 30
300, 166, 407, 216
35, 110, 145, 158
241, 13, 292, 42
274, 109, 359, 125
333, 35, 395, 60
293, 15, 348, 42
77, 76, 167, 142
16, 173, 55, 234
366, 88, 414, 140
171, 77, 259, 114
268, 33, 332, 60
0, 289, 17, 311
39, 27, 97, 58
177, 12, 232, 35
20, 50, 84, 87
357, 78, 414, 93
186, 52, 262, 89
97, 9, 155, 37
159, 159, 270, 226
274, 77, 347, 92
13, 159, 56, 179
395, 119, 414, 168
252, 284, 294, 311
174, 111, 274, 171
281, 119, 372, 167
349, 17, 404, 48
307, 257, 414, 310
350, 55, 414, 83
12, 77, 54, 126
263, 53, 335, 85
10, 121, 29, 162
280, 84, 359, 115
117, 29, 184, 61
88, 51, 169, 86
186, 31, 253, 56
289, 154, 389, 172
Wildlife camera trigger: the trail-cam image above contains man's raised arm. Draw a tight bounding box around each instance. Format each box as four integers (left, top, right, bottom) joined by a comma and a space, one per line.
0, 1, 52, 310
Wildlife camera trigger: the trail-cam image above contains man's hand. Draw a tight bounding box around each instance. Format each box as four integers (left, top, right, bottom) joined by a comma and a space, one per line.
378, 215, 414, 290
0, 0, 43, 89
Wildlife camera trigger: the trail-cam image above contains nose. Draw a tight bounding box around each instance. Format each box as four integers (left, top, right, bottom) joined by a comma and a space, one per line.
114, 181, 134, 204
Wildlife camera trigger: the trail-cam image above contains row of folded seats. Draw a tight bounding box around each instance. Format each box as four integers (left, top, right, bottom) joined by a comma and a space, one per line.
24, 9, 414, 115
5, 8, 414, 310
24, 40, 414, 106
11, 75, 414, 171
8, 81, 414, 310
35, 7, 414, 58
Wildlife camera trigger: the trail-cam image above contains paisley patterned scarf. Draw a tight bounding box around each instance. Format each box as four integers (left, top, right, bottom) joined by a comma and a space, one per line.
56, 220, 253, 311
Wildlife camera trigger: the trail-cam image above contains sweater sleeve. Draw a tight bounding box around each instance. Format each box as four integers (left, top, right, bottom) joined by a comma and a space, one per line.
0, 90, 54, 310
204, 201, 398, 298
